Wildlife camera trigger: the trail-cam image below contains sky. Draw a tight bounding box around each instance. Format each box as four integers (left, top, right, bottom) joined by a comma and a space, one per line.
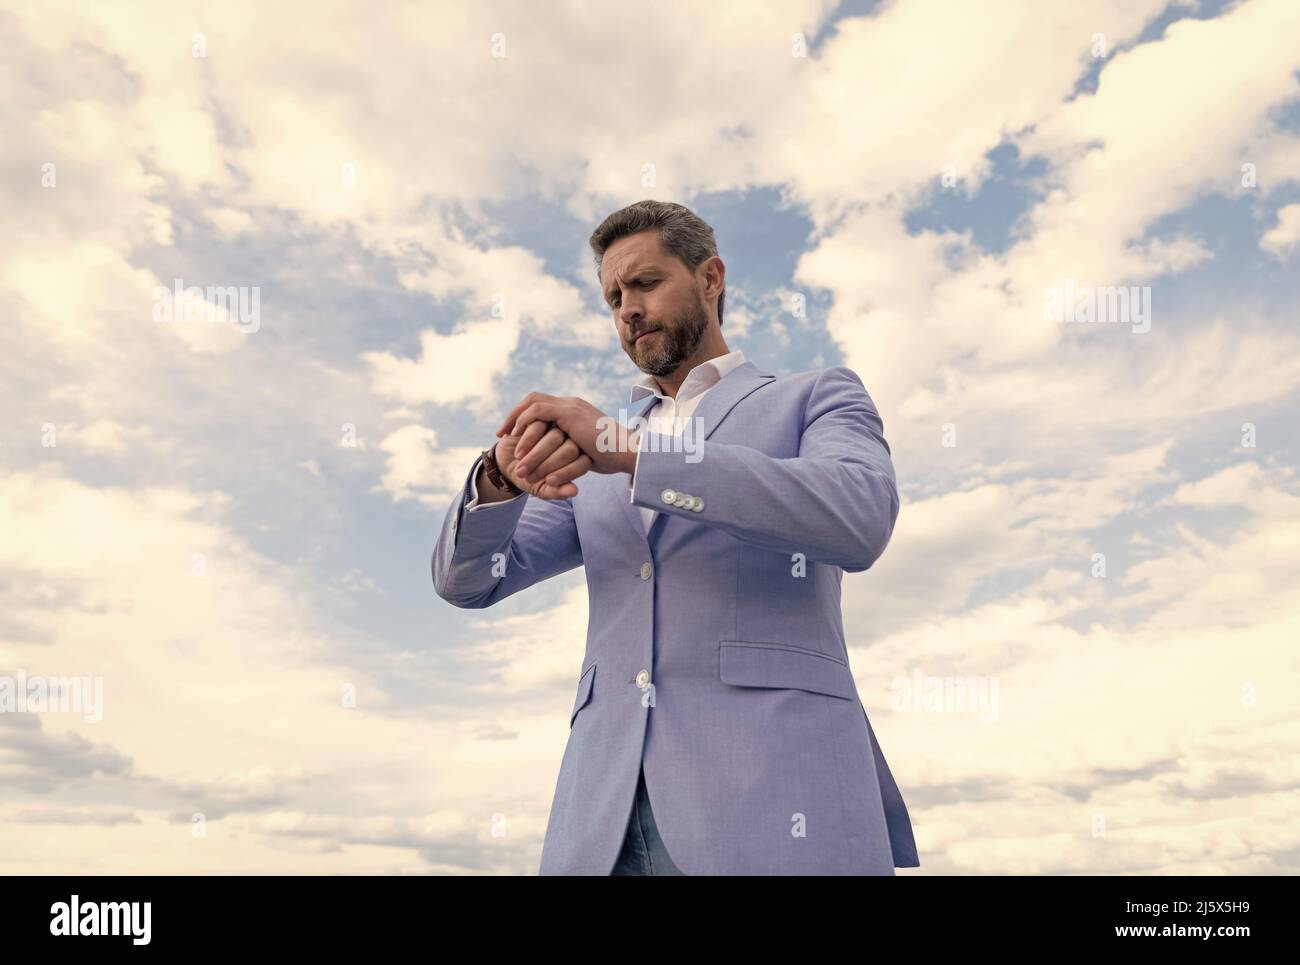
1, 0, 1297, 874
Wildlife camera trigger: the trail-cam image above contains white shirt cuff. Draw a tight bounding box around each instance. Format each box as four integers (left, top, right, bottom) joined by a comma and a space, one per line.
467, 455, 524, 511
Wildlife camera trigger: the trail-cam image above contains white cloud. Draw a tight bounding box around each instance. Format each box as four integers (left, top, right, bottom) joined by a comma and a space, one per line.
363, 318, 521, 412
801, 0, 1300, 431
206, 207, 256, 237
1260, 202, 1300, 257
63, 420, 170, 455
852, 462, 1300, 874
0, 465, 575, 873
3, 0, 1298, 876
373, 426, 483, 505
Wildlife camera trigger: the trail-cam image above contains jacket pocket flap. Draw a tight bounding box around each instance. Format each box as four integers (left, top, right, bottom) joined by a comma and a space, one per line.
570, 663, 595, 727
719, 641, 856, 700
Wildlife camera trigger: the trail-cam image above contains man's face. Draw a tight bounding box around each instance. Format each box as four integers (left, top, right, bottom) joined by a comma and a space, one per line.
601, 230, 710, 378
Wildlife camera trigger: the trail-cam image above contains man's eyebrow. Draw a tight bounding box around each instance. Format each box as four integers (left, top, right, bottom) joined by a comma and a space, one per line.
603, 267, 659, 303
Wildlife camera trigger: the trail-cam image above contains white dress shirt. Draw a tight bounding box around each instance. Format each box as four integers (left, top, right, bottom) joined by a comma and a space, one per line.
626, 349, 746, 532
465, 349, 747, 526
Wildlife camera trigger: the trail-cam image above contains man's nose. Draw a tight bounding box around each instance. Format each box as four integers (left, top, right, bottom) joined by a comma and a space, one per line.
620, 301, 644, 327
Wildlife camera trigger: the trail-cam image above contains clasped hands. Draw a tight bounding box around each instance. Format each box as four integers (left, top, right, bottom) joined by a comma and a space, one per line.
493, 393, 642, 500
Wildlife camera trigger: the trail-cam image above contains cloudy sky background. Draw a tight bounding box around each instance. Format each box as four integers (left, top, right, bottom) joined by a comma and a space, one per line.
2, 0, 1298, 874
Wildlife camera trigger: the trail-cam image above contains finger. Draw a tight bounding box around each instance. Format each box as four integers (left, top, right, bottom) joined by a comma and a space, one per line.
519, 470, 576, 501
498, 393, 552, 437
538, 479, 579, 500
542, 453, 593, 487
525, 436, 582, 479
508, 400, 556, 439
492, 432, 516, 459
514, 421, 557, 467
497, 394, 536, 437
520, 474, 546, 499
516, 423, 563, 469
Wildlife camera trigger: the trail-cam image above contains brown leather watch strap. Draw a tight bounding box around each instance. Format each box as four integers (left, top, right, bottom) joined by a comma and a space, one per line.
480, 443, 523, 496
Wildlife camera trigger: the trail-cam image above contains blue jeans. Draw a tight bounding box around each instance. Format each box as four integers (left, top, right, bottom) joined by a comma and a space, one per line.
610, 766, 685, 875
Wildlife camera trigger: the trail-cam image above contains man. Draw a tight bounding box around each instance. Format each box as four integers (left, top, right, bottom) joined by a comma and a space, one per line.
432, 200, 919, 875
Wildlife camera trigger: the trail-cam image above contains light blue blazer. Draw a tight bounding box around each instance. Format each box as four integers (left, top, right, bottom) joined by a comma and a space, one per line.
433, 360, 919, 874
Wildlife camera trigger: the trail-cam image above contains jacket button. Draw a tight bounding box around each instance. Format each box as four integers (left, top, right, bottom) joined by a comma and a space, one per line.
636, 669, 650, 688
661, 488, 677, 504
640, 561, 653, 580
692, 497, 704, 512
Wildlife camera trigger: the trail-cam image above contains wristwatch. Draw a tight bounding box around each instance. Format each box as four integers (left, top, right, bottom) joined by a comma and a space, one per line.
480, 443, 524, 496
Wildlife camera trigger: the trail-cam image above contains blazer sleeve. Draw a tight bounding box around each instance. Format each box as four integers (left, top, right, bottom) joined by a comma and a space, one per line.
432, 455, 583, 608
629, 366, 899, 572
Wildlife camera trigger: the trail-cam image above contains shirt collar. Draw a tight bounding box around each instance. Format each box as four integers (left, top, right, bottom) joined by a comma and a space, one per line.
629, 348, 747, 405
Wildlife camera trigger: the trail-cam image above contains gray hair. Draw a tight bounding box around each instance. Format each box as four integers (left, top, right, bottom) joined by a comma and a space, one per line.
589, 200, 725, 325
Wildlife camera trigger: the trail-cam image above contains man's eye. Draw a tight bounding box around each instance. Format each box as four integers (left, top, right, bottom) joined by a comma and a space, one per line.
610, 281, 657, 309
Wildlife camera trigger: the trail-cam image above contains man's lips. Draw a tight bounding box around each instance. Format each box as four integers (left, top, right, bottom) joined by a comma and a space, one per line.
635, 329, 660, 344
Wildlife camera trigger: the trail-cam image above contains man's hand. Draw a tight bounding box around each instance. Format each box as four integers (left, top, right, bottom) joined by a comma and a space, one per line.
498, 394, 639, 478
493, 428, 585, 500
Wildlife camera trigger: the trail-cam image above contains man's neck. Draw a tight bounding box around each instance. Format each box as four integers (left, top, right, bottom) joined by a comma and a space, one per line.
654, 338, 731, 400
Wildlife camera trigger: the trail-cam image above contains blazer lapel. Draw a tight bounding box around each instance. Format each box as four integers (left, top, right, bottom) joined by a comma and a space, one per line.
618, 360, 776, 545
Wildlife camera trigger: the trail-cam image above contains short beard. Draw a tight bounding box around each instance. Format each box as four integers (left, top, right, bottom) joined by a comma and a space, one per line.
631, 291, 710, 378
